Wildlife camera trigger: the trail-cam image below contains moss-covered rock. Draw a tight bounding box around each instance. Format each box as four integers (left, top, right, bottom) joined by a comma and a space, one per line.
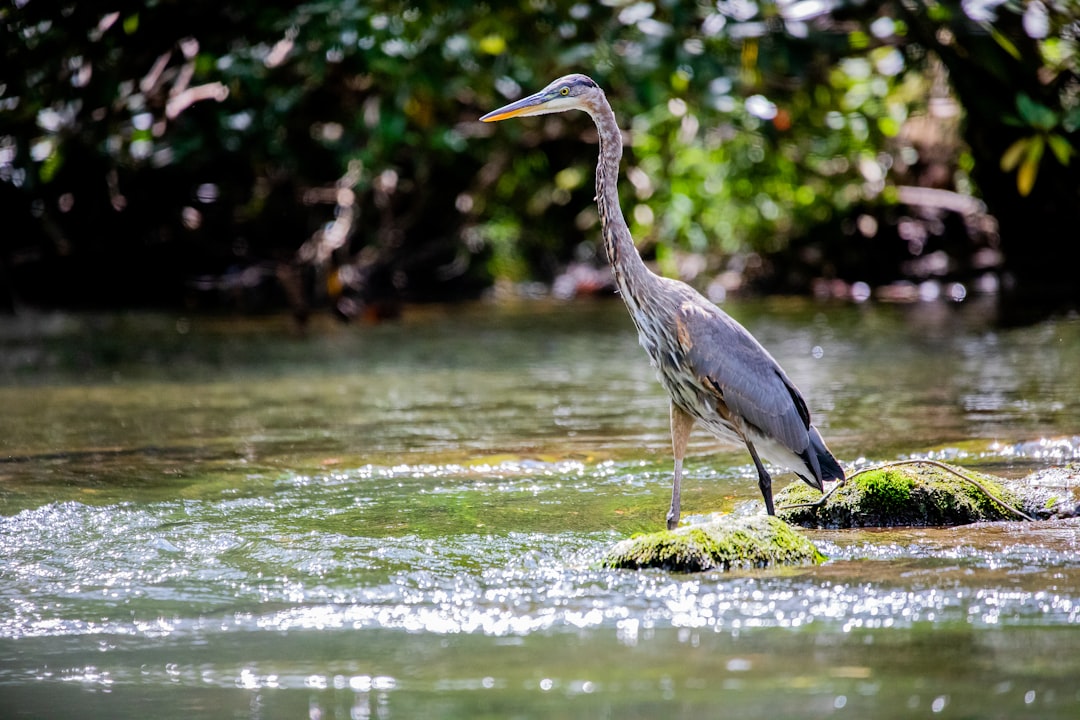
776, 461, 1028, 529
600, 514, 825, 572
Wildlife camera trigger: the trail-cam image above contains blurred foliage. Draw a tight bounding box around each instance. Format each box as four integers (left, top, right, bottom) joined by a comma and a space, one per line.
891, 0, 1079, 321
0, 0, 1077, 315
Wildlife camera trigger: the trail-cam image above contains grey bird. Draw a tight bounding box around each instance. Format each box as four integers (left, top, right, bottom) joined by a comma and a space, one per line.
482, 74, 844, 528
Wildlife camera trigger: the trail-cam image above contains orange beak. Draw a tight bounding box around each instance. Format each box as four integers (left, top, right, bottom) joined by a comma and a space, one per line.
480, 90, 554, 122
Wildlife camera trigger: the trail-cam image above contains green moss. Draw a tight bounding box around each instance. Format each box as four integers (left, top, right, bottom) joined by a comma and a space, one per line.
776, 462, 1028, 529
600, 514, 825, 573
853, 469, 916, 515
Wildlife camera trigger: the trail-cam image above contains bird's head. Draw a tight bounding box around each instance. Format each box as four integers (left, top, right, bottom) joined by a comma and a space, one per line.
480, 74, 603, 122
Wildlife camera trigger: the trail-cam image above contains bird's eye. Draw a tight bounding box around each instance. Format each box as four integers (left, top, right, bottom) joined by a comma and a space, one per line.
560, 87, 570, 96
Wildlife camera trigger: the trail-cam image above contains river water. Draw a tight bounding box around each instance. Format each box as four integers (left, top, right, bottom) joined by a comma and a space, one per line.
1, 298, 1079, 718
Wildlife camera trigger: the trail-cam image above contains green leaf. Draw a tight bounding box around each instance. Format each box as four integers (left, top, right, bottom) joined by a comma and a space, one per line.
877, 116, 900, 137
927, 5, 952, 22
478, 34, 505, 55
988, 24, 1022, 61
1027, 134, 1045, 166
1016, 93, 1059, 132
1000, 137, 1029, 172
39, 147, 63, 183
123, 13, 139, 34
1017, 135, 1044, 196
1047, 134, 1074, 166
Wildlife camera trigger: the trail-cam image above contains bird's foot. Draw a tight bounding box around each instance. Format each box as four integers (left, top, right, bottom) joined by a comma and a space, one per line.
665, 510, 679, 530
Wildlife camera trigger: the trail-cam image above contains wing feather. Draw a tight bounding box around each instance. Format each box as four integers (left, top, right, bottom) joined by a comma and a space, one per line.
675, 300, 811, 455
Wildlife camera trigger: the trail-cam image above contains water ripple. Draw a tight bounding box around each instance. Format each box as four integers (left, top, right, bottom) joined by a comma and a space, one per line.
3, 459, 1080, 644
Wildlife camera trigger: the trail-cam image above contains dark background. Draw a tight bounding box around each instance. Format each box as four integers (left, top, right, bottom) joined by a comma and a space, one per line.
2, 1, 1077, 324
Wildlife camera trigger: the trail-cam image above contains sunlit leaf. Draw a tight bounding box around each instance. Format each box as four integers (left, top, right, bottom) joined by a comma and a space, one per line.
554, 166, 584, 191
1016, 158, 1037, 196
958, 151, 975, 173
927, 4, 952, 22
1000, 137, 1029, 172
988, 24, 1022, 60
670, 70, 690, 92
877, 116, 900, 137
1017, 135, 1044, 196
1047, 134, 1074, 166
1027, 134, 1045, 165
39, 148, 63, 183
478, 35, 506, 55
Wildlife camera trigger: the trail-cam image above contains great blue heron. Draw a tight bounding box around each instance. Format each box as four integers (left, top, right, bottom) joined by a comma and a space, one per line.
481, 74, 844, 528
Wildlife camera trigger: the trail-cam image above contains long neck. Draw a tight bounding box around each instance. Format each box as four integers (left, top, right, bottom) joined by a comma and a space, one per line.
589, 99, 656, 307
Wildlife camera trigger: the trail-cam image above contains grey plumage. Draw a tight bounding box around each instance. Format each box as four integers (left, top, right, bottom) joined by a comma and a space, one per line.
482, 73, 844, 527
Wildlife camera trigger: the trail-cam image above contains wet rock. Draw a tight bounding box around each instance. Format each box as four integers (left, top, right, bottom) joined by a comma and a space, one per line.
776, 461, 1033, 529
600, 514, 825, 572
1013, 463, 1080, 520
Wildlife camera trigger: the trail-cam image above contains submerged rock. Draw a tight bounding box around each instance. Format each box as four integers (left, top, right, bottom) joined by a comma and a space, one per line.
601, 514, 825, 572
776, 461, 1031, 529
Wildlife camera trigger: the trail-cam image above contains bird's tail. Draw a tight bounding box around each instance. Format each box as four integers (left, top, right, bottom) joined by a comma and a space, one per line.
808, 425, 845, 484
792, 426, 845, 492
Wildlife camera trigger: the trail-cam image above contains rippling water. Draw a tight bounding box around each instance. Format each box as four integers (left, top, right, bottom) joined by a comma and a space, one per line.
1, 300, 1079, 718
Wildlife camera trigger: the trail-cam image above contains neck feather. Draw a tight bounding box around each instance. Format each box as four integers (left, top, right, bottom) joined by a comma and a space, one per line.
588, 100, 655, 304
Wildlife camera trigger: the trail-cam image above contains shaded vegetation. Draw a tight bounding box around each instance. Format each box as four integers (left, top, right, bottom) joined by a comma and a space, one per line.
2, 1, 1077, 318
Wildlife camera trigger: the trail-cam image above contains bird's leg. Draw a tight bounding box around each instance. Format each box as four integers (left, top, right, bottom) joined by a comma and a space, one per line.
668, 403, 695, 530
744, 440, 775, 515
